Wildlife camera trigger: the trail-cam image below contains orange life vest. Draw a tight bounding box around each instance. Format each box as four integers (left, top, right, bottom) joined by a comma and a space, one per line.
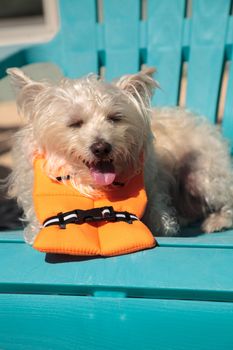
33, 157, 156, 256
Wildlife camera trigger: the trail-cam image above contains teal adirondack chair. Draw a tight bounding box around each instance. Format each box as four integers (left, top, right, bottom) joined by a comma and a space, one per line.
0, 1, 233, 349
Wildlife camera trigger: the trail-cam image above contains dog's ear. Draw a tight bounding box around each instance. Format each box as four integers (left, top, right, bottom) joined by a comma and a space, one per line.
115, 67, 158, 105
7, 68, 48, 121
7, 68, 34, 90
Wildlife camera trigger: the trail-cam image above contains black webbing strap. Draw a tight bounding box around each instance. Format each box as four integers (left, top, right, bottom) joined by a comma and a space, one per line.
43, 206, 138, 229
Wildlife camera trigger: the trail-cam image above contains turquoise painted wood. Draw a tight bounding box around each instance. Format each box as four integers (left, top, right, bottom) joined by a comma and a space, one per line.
0, 294, 233, 350
3, 229, 233, 248
0, 233, 233, 302
26, 0, 99, 78
185, 0, 231, 122
147, 0, 186, 106
103, 0, 141, 80
222, 49, 233, 150
1, 0, 233, 349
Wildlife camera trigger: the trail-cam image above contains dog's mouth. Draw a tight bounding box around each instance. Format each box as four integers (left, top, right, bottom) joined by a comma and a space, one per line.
85, 159, 116, 186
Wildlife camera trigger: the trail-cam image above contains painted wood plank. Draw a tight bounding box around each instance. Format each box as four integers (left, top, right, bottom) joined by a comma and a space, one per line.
0, 230, 24, 243
103, 0, 141, 80
0, 242, 233, 301
226, 15, 233, 58
26, 0, 98, 78
157, 229, 233, 248
147, 0, 185, 106
1, 229, 233, 248
186, 0, 231, 122
222, 54, 233, 151
0, 294, 233, 350
25, 32, 64, 75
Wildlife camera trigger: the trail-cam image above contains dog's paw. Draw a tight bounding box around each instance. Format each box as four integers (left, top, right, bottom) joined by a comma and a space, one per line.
202, 212, 233, 233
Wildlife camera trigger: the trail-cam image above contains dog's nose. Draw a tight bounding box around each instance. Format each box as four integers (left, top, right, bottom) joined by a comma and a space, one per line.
90, 140, 112, 158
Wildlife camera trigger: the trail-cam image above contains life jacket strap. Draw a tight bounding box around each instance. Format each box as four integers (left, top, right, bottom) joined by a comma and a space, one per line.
43, 206, 139, 229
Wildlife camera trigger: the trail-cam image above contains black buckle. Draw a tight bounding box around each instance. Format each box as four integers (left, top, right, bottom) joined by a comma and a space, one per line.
123, 212, 133, 224
74, 209, 88, 224
101, 206, 116, 221
74, 206, 116, 224
57, 212, 66, 229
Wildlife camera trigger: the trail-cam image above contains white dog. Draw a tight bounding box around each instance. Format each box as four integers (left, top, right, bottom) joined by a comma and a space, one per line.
7, 67, 233, 244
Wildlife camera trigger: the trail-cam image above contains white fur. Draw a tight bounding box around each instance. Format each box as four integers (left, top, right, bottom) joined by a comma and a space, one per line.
7, 67, 233, 243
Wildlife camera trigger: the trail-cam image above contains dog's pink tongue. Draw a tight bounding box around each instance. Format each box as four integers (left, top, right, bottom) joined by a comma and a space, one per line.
90, 162, 116, 186
92, 171, 116, 186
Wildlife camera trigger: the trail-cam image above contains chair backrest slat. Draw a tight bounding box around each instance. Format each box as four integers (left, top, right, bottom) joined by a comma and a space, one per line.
185, 0, 231, 123
147, 0, 185, 106
222, 58, 233, 150
59, 0, 98, 77
27, 0, 99, 78
103, 0, 140, 80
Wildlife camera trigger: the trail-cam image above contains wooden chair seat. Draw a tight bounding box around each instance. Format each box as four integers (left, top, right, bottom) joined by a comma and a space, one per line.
0, 1, 233, 349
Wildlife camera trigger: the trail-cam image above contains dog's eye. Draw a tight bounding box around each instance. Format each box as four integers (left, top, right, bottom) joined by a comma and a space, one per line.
68, 120, 83, 128
107, 114, 122, 123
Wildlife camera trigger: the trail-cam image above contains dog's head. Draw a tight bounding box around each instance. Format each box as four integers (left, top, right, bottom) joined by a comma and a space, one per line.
8, 67, 157, 190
